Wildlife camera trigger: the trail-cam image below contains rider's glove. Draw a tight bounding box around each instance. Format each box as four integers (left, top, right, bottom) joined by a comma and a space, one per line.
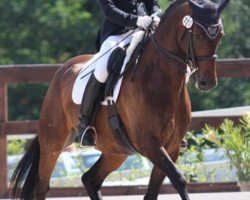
136, 16, 153, 30
152, 16, 160, 27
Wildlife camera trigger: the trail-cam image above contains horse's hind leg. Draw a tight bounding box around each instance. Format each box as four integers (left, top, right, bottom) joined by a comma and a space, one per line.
35, 148, 61, 199
35, 111, 70, 199
146, 147, 189, 200
82, 153, 128, 200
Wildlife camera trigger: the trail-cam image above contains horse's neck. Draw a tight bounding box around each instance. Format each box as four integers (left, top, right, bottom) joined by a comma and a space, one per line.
133, 3, 189, 107
136, 53, 186, 103
144, 14, 187, 89
150, 3, 190, 87
156, 2, 188, 56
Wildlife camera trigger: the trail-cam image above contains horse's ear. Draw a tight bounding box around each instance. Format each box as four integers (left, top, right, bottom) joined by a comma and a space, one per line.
188, 0, 204, 11
218, 0, 230, 13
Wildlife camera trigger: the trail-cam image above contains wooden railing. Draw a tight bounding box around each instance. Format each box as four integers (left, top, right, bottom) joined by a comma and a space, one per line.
0, 59, 250, 197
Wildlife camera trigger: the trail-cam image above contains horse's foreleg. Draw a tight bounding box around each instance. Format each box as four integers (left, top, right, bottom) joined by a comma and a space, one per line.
82, 153, 128, 200
144, 150, 180, 200
147, 147, 189, 200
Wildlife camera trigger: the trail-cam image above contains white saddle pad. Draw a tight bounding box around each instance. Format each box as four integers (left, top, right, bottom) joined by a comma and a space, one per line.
72, 30, 146, 106
72, 53, 124, 106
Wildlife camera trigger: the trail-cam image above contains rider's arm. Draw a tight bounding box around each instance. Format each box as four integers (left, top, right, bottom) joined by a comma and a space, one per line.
98, 0, 138, 29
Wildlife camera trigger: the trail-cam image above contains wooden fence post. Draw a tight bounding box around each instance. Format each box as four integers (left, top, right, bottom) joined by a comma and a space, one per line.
0, 83, 8, 197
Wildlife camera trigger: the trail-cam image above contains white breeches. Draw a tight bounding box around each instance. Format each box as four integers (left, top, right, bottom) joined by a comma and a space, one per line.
94, 30, 134, 83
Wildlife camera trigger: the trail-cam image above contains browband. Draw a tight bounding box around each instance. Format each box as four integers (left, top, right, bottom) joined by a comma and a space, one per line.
193, 19, 222, 39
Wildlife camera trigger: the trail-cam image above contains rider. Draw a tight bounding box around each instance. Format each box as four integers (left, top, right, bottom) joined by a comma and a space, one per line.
78, 0, 161, 146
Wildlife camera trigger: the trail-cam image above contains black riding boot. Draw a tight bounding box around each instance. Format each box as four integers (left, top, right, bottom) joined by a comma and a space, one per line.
78, 74, 104, 146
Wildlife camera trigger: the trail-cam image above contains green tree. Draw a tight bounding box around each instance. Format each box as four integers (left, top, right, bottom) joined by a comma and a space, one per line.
189, 78, 250, 111
0, 0, 101, 65
218, 0, 250, 58
8, 84, 48, 120
0, 0, 102, 120
8, 139, 30, 155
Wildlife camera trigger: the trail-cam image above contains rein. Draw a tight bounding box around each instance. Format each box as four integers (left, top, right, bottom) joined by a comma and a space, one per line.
151, 19, 219, 74
151, 35, 188, 73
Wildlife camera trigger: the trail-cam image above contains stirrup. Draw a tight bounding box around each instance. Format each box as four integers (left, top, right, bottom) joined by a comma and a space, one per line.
80, 126, 97, 147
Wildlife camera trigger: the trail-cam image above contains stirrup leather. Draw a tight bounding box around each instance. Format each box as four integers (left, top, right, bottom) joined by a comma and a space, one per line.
80, 126, 97, 147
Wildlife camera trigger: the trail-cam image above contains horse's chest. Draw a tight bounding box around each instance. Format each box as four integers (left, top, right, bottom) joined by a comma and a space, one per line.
161, 105, 191, 138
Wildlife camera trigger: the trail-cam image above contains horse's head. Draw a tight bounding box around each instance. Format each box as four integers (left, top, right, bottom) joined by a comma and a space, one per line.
177, 0, 230, 92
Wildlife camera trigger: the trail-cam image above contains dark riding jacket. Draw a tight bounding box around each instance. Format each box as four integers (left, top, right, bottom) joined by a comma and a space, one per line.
97, 0, 160, 46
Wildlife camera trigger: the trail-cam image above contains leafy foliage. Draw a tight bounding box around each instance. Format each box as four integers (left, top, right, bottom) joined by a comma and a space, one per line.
8, 139, 30, 155
218, 0, 250, 58
177, 131, 219, 183
8, 84, 48, 120
0, 0, 101, 64
203, 112, 250, 181
189, 78, 250, 111
178, 132, 205, 182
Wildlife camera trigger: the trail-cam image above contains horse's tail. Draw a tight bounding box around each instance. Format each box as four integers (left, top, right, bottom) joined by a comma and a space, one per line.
11, 136, 40, 199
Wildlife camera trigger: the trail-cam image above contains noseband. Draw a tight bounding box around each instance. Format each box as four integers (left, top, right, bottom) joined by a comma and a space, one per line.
151, 17, 221, 74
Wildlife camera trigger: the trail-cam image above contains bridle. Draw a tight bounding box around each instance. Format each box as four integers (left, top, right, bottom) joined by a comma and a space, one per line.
151, 17, 222, 74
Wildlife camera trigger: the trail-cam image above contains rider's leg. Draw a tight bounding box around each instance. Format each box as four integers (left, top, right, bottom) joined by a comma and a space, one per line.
79, 31, 134, 146
78, 36, 116, 146
79, 73, 105, 146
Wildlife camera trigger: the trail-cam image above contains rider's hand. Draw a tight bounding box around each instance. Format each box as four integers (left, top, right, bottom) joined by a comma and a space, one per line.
136, 16, 153, 30
152, 16, 160, 27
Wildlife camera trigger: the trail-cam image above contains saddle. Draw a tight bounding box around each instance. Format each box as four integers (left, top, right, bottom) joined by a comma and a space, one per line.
72, 30, 149, 106
104, 30, 148, 97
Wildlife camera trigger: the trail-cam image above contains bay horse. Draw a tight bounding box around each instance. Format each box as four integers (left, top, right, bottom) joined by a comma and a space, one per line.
11, 0, 230, 199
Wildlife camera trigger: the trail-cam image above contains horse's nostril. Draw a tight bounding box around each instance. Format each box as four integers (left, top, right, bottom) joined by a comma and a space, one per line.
200, 80, 207, 87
